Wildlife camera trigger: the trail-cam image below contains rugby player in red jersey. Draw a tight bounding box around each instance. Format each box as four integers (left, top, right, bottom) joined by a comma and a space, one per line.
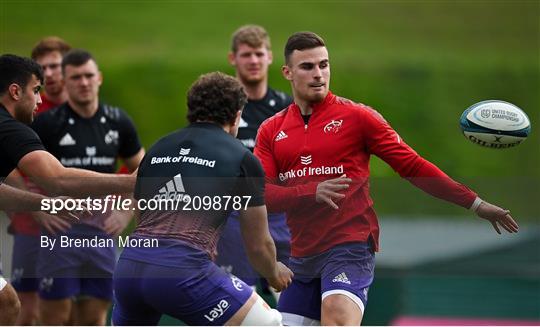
254, 32, 519, 325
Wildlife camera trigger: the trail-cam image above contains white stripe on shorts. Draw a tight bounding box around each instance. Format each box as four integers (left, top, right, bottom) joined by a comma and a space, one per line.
322, 289, 365, 314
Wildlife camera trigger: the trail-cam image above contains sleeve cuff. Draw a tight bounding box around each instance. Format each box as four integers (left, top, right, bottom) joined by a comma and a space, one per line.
469, 197, 483, 212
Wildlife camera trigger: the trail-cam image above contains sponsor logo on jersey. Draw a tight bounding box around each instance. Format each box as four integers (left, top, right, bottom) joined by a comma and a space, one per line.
230, 275, 244, 291
239, 117, 248, 128
59, 133, 76, 146
152, 173, 189, 202
300, 155, 312, 165
332, 272, 351, 285
105, 130, 119, 145
275, 130, 288, 141
324, 119, 343, 134
150, 153, 216, 168
86, 146, 97, 157
204, 299, 230, 322
179, 148, 190, 155
278, 164, 344, 182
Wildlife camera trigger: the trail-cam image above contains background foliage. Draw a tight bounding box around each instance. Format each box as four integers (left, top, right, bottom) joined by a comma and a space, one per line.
1, 0, 538, 218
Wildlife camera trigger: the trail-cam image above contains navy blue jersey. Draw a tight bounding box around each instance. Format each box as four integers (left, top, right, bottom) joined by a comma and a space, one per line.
0, 105, 45, 182
31, 102, 142, 173
133, 122, 265, 258
237, 88, 292, 151
31, 102, 142, 233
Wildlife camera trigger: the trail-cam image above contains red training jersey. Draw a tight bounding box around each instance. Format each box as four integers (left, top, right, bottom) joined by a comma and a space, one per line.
254, 92, 477, 257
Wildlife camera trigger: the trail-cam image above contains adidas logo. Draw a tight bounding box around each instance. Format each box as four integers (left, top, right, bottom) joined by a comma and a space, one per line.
332, 272, 351, 284
153, 173, 188, 201
59, 133, 76, 146
275, 130, 288, 141
300, 155, 312, 165
179, 148, 190, 155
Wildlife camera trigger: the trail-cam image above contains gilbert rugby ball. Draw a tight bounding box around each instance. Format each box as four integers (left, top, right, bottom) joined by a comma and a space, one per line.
460, 100, 531, 148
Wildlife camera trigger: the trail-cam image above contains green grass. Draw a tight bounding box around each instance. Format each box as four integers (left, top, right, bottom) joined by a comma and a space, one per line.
1, 0, 538, 217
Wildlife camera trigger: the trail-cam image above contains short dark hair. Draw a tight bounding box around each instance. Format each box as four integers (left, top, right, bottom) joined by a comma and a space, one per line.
31, 36, 71, 60
0, 54, 43, 96
284, 32, 326, 64
62, 49, 95, 71
187, 72, 247, 125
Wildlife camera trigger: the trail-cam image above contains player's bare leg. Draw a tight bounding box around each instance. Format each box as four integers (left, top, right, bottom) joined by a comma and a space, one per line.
0, 282, 21, 325
15, 291, 39, 325
321, 294, 362, 325
74, 297, 110, 325
39, 298, 72, 325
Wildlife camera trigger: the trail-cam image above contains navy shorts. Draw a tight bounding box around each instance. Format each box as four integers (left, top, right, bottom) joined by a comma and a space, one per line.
37, 233, 115, 300
277, 242, 375, 321
11, 234, 40, 292
113, 240, 253, 325
216, 211, 290, 286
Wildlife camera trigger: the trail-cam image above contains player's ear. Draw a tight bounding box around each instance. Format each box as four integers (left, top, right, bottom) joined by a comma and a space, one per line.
228, 52, 236, 66
282, 65, 292, 81
97, 71, 103, 86
8, 84, 21, 100
268, 50, 273, 65
233, 109, 242, 126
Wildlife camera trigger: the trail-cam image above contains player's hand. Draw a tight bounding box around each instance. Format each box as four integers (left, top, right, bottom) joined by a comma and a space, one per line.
267, 262, 293, 292
32, 211, 72, 235
103, 210, 133, 237
475, 201, 519, 234
315, 174, 352, 209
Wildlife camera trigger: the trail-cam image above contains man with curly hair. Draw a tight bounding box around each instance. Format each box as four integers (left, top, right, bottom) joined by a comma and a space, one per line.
112, 72, 293, 325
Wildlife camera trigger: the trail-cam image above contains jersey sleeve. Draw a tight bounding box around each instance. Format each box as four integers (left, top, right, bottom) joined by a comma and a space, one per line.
236, 151, 265, 207
0, 120, 45, 172
361, 107, 477, 209
254, 120, 318, 212
117, 110, 143, 158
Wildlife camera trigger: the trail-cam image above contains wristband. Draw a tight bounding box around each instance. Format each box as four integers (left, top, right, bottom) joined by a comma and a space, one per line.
470, 197, 483, 212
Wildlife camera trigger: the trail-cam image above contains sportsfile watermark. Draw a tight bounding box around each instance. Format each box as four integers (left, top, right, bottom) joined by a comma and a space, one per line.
41, 194, 252, 214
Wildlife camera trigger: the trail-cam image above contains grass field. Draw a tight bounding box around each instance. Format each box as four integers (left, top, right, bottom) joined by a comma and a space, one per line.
1, 0, 538, 218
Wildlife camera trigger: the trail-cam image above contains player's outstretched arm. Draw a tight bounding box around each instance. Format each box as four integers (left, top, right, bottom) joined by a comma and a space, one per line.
17, 150, 135, 197
473, 199, 519, 234
238, 205, 293, 291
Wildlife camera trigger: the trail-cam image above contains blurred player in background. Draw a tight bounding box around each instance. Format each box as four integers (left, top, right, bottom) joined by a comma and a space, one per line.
216, 25, 292, 300
254, 31, 519, 325
6, 36, 71, 325
113, 72, 292, 325
31, 49, 144, 325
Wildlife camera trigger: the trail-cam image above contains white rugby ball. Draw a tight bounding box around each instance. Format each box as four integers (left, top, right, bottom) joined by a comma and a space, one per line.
459, 100, 531, 148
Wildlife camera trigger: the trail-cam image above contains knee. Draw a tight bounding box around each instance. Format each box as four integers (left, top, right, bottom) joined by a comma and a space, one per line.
322, 294, 362, 325
0, 286, 21, 324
